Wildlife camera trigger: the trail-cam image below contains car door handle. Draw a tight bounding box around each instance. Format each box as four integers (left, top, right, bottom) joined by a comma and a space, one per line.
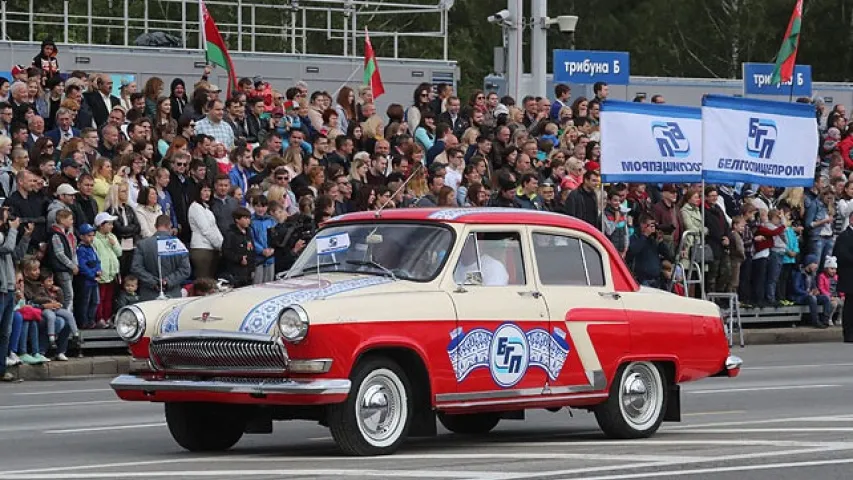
518, 291, 542, 299
598, 292, 621, 300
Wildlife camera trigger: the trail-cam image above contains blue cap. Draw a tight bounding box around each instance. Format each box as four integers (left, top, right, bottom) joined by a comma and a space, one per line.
804, 254, 818, 266
78, 223, 96, 235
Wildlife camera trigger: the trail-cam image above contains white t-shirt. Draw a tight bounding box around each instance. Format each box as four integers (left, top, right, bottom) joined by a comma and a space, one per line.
444, 167, 462, 192
454, 253, 509, 286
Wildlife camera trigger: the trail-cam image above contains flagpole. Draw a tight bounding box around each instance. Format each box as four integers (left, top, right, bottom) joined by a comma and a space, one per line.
157, 254, 167, 300
198, 0, 205, 53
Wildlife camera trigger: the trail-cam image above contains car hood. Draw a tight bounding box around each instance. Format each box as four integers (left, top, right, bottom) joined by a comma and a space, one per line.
155, 273, 397, 336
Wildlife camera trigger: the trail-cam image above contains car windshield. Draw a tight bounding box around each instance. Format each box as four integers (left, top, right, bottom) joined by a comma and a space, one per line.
287, 223, 455, 282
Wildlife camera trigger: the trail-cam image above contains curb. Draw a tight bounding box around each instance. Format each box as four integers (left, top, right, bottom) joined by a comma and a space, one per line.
741, 325, 845, 345
9, 356, 130, 381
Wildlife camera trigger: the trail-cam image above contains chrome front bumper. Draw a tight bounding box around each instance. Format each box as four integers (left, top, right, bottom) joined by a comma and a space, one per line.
110, 374, 351, 396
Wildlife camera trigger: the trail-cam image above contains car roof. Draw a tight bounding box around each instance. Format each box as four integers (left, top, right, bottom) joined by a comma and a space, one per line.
330, 208, 599, 233
328, 208, 640, 293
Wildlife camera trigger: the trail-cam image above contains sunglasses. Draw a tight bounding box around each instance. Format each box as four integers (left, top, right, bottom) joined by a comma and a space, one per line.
276, 175, 289, 180
175, 162, 187, 167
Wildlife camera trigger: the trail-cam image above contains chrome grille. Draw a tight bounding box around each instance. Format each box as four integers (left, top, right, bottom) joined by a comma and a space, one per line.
150, 335, 288, 373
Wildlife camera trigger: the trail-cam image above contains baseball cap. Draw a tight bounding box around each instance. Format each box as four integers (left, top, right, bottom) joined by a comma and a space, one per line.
208, 84, 222, 93
78, 223, 96, 235
56, 183, 78, 196
60, 158, 81, 169
11, 65, 27, 77
94, 212, 118, 226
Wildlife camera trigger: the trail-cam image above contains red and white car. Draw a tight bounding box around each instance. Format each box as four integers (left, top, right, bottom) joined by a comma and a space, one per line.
111, 208, 740, 456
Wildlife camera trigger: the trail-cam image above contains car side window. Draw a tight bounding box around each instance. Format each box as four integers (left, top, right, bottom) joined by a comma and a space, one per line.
453, 232, 526, 286
581, 241, 606, 286
532, 233, 586, 285
532, 233, 607, 287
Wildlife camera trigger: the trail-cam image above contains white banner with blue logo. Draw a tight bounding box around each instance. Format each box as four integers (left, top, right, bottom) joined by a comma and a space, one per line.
600, 101, 702, 183
701, 95, 818, 187
156, 237, 188, 257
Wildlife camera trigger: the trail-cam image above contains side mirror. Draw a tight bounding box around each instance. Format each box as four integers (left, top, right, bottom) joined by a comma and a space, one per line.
465, 271, 483, 286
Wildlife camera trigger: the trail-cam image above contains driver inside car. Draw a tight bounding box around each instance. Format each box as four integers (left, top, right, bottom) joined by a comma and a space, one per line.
453, 234, 509, 286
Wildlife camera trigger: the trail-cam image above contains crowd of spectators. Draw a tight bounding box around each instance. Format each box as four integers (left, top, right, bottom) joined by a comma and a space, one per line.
0, 38, 851, 381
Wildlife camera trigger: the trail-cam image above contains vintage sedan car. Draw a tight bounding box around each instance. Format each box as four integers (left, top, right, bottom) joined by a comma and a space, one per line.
110, 208, 740, 456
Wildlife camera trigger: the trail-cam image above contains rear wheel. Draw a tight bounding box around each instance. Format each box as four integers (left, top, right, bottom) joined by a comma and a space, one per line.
594, 361, 666, 439
165, 402, 246, 452
438, 412, 500, 435
328, 357, 412, 456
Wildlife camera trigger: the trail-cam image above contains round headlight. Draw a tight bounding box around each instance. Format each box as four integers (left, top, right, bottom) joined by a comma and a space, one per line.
277, 305, 309, 343
115, 306, 146, 343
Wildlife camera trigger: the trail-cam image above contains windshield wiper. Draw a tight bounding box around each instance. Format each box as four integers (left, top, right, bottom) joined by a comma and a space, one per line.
346, 259, 397, 281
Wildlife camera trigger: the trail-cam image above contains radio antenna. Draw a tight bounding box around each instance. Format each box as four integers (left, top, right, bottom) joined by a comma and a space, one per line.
374, 160, 425, 218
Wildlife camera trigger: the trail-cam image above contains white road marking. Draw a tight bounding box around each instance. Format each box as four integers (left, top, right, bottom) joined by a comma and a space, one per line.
682, 410, 745, 417
0, 469, 498, 479
676, 427, 853, 434
44, 423, 166, 434
566, 457, 853, 480
686, 384, 841, 394
489, 439, 843, 448
11, 388, 112, 396
667, 414, 853, 430
0, 400, 122, 410
492, 446, 849, 480
743, 362, 853, 371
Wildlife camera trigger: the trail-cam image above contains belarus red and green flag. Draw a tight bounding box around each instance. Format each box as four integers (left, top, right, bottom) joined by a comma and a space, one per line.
770, 0, 803, 85
201, 0, 237, 96
363, 30, 385, 100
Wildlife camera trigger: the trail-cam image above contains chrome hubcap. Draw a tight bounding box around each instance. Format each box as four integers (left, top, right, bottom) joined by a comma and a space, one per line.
619, 363, 660, 429
356, 372, 403, 445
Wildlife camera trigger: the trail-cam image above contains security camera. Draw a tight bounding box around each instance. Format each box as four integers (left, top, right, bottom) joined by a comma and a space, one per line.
487, 9, 510, 24
556, 15, 578, 33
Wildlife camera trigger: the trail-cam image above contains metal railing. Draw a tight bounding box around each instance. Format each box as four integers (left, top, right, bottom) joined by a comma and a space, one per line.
1, 0, 450, 60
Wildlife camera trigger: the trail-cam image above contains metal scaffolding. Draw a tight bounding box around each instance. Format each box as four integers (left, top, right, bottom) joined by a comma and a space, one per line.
0, 0, 451, 60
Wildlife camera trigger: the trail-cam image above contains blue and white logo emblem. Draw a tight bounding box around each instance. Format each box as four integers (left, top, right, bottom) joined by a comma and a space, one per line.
490, 324, 529, 387
447, 323, 570, 388
651, 121, 689, 158
746, 117, 777, 159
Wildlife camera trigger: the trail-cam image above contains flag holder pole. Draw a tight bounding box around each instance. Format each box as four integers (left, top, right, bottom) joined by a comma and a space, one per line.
157, 254, 167, 300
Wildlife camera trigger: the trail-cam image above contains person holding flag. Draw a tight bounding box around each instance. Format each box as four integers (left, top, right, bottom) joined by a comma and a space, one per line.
200, 0, 238, 97
130, 215, 191, 301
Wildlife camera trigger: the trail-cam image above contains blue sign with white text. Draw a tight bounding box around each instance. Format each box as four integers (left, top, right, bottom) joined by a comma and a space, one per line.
553, 50, 630, 85
742, 63, 811, 97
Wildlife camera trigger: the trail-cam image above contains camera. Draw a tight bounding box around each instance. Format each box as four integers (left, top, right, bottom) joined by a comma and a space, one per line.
487, 9, 510, 24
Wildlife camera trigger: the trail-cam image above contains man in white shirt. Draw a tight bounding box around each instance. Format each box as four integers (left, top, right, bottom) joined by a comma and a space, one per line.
453, 236, 509, 286
443, 147, 464, 193
195, 99, 235, 149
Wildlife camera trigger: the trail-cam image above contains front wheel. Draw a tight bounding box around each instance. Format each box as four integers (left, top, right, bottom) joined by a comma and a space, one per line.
594, 361, 666, 439
165, 402, 246, 452
438, 412, 500, 435
328, 357, 412, 456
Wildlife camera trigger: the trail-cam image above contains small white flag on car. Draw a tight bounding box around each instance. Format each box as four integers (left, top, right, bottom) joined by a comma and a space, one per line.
157, 237, 189, 257
315, 232, 350, 255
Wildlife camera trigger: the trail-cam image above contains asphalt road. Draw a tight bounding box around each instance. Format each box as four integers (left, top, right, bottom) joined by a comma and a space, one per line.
0, 343, 852, 480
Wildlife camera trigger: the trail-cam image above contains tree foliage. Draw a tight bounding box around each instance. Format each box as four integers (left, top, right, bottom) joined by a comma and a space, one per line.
11, 0, 853, 96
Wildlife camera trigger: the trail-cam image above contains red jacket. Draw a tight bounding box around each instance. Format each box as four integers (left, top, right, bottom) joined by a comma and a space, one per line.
753, 224, 785, 254
839, 136, 853, 170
